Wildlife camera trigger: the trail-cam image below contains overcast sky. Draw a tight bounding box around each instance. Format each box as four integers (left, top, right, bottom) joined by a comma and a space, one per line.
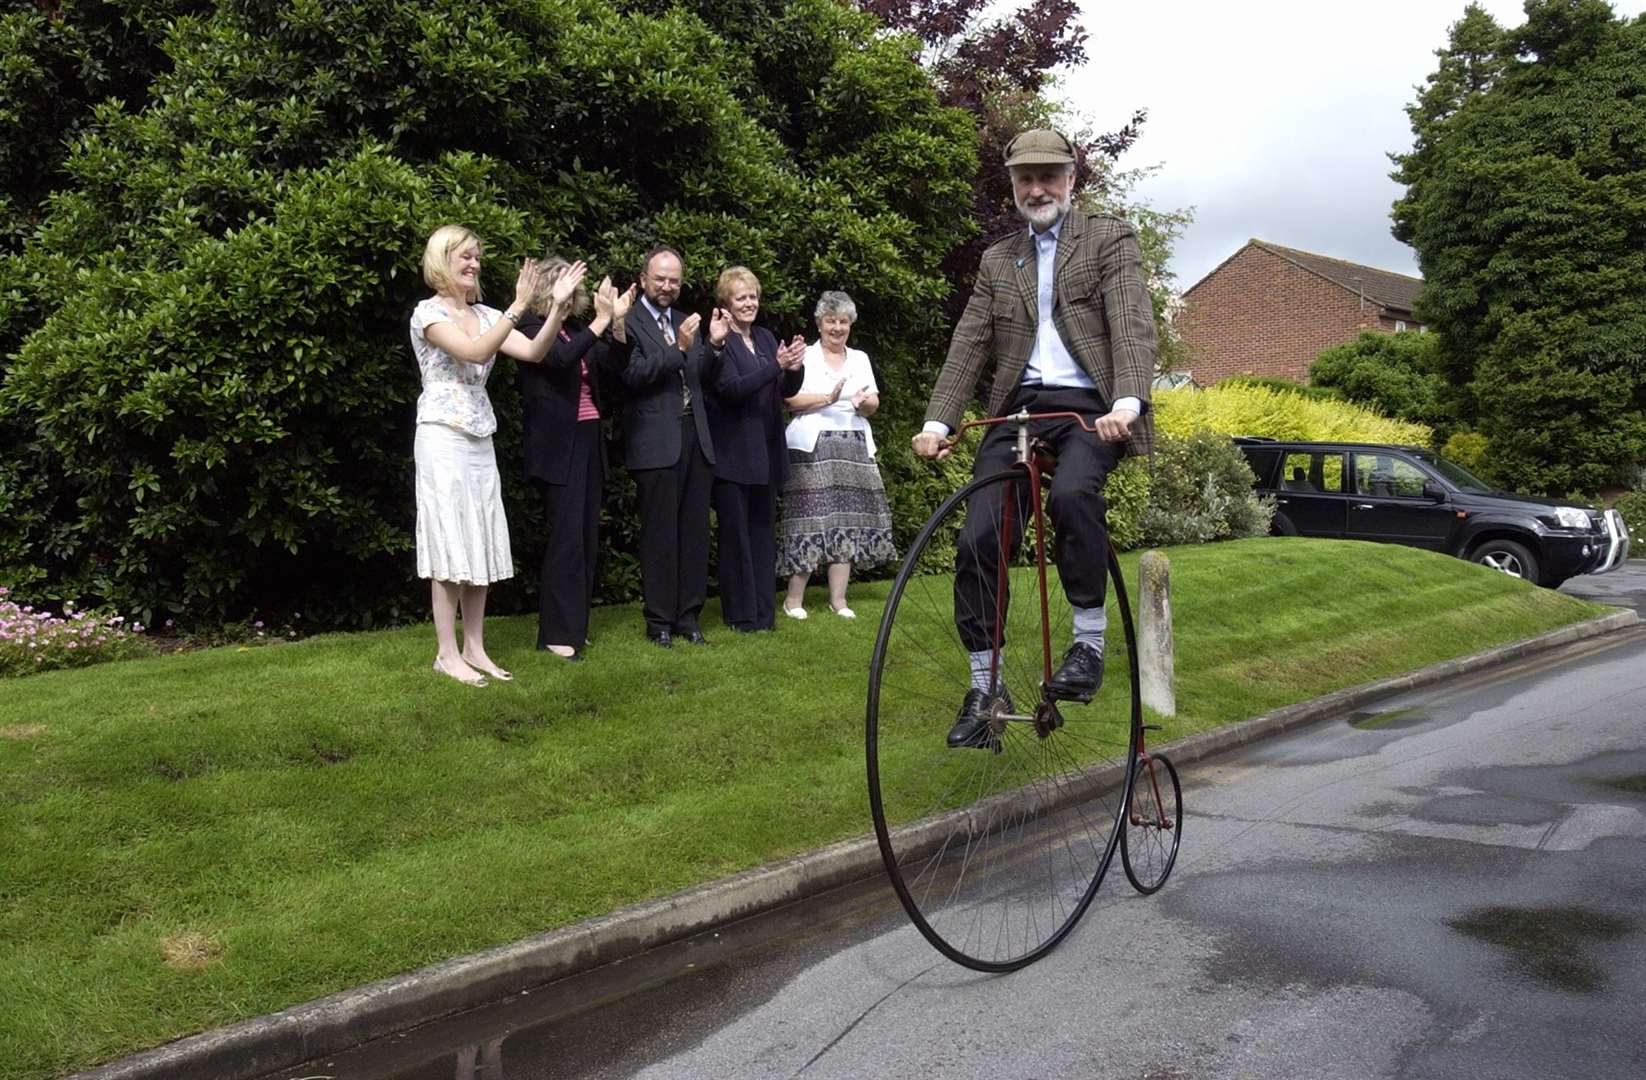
1065, 0, 1646, 292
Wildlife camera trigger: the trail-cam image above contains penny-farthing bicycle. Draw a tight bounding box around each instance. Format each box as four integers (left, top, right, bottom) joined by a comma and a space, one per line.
867, 410, 1179, 971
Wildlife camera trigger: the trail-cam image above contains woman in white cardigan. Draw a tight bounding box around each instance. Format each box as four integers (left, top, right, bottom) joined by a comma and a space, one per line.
778, 291, 896, 619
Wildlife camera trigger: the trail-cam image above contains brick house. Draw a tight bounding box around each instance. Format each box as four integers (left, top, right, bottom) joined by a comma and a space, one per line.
1173, 239, 1424, 385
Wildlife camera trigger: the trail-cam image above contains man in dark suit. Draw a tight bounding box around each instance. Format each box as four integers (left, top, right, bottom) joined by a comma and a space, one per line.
911, 129, 1157, 747
622, 245, 718, 647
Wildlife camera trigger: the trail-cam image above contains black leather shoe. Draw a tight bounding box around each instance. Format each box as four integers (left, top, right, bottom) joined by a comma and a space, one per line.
647, 630, 673, 649
538, 645, 584, 662
947, 687, 1013, 749
1045, 641, 1104, 703
681, 628, 710, 645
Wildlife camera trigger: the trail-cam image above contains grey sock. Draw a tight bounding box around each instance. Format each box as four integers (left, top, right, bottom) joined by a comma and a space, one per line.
1072, 605, 1106, 653
968, 649, 997, 693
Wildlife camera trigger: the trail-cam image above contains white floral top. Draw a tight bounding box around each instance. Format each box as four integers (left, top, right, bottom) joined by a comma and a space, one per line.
410, 298, 504, 437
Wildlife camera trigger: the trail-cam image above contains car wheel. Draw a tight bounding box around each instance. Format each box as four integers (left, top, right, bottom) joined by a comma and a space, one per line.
1271, 512, 1298, 537
1471, 538, 1539, 583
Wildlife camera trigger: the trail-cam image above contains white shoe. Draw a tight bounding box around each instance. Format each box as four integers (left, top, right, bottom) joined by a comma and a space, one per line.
784, 606, 809, 620
833, 606, 856, 619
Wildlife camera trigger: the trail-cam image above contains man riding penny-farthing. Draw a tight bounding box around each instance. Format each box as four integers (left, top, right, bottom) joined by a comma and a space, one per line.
866, 128, 1166, 971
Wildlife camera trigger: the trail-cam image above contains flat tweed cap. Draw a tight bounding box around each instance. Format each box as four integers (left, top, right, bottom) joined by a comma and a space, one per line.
1003, 128, 1076, 167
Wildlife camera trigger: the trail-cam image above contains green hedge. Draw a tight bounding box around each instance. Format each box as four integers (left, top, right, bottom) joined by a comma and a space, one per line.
0, 0, 976, 628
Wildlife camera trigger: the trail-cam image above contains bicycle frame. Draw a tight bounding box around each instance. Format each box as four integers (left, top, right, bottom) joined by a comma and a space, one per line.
949, 410, 1135, 738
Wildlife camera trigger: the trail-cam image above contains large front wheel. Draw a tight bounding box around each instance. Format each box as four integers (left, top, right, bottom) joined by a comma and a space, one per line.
866, 468, 1141, 971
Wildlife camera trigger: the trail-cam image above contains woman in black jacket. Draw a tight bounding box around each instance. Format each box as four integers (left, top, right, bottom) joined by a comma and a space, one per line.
703, 266, 805, 632
516, 258, 635, 659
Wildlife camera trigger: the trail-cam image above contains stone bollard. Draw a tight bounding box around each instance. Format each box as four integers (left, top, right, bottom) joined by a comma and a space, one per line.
1138, 549, 1175, 717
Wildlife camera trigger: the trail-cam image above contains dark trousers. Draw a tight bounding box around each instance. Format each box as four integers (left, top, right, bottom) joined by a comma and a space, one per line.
632, 415, 713, 636
954, 386, 1122, 653
713, 479, 777, 630
536, 420, 602, 649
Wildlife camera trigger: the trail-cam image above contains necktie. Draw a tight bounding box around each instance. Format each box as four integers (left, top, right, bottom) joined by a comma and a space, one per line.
660, 311, 689, 411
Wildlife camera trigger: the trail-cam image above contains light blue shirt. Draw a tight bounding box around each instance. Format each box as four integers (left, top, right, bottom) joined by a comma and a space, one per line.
639, 295, 672, 341
1025, 217, 1096, 392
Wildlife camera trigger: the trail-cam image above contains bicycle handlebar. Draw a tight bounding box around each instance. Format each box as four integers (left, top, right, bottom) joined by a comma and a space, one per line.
937, 410, 1117, 453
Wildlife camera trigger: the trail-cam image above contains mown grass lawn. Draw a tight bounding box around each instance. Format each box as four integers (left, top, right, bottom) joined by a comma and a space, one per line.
0, 538, 1612, 1078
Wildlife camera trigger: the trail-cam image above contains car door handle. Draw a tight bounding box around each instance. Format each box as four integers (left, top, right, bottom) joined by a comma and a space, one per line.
1353, 503, 1374, 510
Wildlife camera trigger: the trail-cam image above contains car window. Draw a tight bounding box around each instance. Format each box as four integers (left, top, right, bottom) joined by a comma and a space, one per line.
1240, 448, 1281, 486
1353, 454, 1428, 498
1417, 452, 1494, 494
1278, 451, 1343, 493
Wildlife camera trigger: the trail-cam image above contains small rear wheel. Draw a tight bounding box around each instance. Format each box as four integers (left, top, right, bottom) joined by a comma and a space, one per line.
1121, 754, 1181, 895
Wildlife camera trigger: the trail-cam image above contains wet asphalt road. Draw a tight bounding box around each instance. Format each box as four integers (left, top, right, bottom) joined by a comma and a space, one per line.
267, 565, 1646, 1080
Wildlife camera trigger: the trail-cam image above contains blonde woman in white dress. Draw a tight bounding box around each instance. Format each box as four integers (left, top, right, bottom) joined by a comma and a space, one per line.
411, 225, 585, 686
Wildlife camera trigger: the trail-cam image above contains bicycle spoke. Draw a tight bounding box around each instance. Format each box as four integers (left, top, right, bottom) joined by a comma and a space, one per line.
867, 468, 1140, 970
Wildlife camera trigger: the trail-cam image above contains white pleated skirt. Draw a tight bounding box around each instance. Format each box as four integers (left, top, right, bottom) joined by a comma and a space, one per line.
414, 422, 514, 585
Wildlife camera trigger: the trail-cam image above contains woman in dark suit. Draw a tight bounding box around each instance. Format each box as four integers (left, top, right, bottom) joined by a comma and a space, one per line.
703, 266, 805, 632
516, 257, 636, 659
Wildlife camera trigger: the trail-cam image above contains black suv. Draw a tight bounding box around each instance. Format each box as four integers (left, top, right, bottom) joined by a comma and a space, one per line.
1235, 438, 1631, 588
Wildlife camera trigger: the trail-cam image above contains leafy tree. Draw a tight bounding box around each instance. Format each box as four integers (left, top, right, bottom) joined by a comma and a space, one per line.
1309, 330, 1451, 433
1391, 0, 1646, 495
0, 0, 977, 626
0, 1, 210, 250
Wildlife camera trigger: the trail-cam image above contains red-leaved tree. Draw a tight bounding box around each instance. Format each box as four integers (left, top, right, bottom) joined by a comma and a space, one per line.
860, 0, 1147, 316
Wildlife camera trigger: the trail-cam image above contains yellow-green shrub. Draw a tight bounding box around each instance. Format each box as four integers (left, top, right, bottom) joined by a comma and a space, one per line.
1155, 384, 1431, 445
1442, 431, 1491, 472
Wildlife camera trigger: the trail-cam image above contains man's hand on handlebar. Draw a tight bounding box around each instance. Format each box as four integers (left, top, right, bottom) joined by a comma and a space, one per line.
911, 431, 951, 460
1094, 407, 1138, 442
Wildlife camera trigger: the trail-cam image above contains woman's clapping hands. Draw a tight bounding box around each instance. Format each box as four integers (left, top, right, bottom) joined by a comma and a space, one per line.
549, 260, 588, 310
511, 259, 542, 309
775, 335, 806, 370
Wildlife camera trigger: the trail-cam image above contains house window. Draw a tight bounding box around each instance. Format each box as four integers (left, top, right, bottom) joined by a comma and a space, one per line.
1394, 320, 1407, 332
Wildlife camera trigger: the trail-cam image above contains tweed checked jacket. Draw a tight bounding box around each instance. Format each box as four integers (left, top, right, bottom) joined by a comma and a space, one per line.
926, 209, 1156, 458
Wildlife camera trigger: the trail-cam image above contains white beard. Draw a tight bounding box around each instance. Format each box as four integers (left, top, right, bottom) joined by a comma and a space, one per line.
1016, 192, 1072, 231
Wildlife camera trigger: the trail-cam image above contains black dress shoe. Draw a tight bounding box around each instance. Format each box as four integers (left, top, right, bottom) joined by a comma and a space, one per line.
538, 645, 584, 662
680, 629, 710, 645
647, 630, 673, 649
947, 687, 1014, 749
1045, 641, 1103, 702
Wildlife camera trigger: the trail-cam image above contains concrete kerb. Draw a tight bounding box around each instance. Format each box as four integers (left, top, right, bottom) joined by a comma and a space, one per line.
74, 607, 1640, 1080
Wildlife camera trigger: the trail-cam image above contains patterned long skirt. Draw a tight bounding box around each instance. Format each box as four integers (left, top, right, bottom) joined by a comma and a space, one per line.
778, 430, 897, 576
